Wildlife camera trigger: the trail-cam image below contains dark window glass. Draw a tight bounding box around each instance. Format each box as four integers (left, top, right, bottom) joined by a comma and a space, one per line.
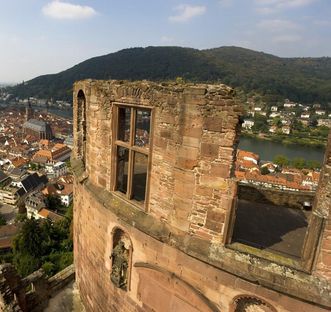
134, 109, 151, 148
118, 107, 131, 142
132, 152, 148, 202
116, 147, 129, 194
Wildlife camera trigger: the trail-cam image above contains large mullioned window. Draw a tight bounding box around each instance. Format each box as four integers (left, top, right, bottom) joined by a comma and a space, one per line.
113, 105, 152, 208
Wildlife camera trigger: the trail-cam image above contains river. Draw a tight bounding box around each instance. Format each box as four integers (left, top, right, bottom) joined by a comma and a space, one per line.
238, 136, 325, 163
1, 102, 73, 119
46, 107, 73, 119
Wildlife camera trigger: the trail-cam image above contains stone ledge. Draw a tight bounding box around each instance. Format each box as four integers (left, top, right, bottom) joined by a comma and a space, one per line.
74, 79, 236, 98
48, 264, 75, 294
71, 158, 88, 183
80, 180, 331, 309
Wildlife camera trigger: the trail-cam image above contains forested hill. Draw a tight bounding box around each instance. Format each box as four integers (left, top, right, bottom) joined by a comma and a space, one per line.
9, 46, 331, 104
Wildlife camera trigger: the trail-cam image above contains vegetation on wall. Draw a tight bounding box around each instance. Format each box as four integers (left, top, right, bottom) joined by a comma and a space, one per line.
0, 214, 6, 226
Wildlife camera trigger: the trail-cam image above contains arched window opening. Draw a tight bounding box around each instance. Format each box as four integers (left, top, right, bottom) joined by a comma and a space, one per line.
77, 90, 86, 166
110, 228, 132, 291
232, 295, 276, 312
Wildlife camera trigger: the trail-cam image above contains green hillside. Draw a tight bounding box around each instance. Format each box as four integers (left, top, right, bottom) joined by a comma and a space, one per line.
9, 46, 331, 104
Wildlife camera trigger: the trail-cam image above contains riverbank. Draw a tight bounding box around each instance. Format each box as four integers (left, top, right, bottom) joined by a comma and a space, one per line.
241, 132, 327, 149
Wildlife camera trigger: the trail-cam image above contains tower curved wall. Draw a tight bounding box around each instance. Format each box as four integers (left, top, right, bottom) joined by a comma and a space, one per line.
72, 80, 331, 312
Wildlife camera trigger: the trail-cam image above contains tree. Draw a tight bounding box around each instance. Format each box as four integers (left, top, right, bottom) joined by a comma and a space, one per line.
13, 218, 44, 258
46, 194, 62, 212
29, 163, 38, 171
273, 154, 289, 167
310, 116, 318, 127
260, 166, 270, 175
13, 253, 40, 277
10, 199, 74, 277
272, 117, 282, 127
12, 219, 44, 276
291, 157, 306, 169
42, 261, 57, 277
306, 160, 321, 170
292, 119, 304, 131
15, 213, 27, 224
252, 114, 268, 133
315, 126, 329, 138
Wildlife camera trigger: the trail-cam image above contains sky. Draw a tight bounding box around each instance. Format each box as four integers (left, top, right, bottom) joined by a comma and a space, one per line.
0, 0, 330, 82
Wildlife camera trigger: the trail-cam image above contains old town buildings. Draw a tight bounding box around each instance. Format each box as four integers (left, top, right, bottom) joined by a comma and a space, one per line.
0, 105, 73, 229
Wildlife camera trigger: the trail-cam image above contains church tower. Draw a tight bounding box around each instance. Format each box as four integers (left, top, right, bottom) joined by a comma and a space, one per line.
25, 101, 33, 122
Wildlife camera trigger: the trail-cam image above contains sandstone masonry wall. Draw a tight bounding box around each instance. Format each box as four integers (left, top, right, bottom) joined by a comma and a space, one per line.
314, 133, 331, 280
73, 80, 241, 243
74, 180, 328, 312
72, 80, 331, 312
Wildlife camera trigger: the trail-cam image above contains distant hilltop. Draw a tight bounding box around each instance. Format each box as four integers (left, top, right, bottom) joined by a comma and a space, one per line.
0, 82, 15, 87
7, 46, 331, 105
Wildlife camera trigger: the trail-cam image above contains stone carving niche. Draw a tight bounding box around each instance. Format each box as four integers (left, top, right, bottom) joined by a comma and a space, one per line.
110, 228, 132, 291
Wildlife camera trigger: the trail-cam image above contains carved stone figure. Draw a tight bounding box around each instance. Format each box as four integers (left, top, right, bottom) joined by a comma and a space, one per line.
110, 241, 129, 290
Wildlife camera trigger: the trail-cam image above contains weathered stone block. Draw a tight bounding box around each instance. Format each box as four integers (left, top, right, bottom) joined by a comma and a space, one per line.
200, 175, 228, 190
182, 136, 200, 148
211, 163, 230, 178
205, 209, 225, 232
203, 117, 223, 132
153, 135, 167, 149
195, 186, 213, 197
182, 127, 202, 139
97, 175, 107, 188
160, 129, 172, 139
176, 146, 199, 169
201, 143, 219, 158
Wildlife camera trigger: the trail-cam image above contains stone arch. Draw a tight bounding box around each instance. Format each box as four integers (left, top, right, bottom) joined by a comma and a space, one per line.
110, 227, 132, 291
230, 295, 277, 312
77, 90, 87, 165
134, 262, 220, 312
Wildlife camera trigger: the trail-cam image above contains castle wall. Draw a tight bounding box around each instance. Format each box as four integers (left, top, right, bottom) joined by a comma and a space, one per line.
72, 80, 331, 312
72, 80, 241, 242
237, 184, 315, 209
74, 180, 328, 312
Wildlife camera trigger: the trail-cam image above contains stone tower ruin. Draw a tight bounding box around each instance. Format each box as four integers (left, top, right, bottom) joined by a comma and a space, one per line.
72, 80, 331, 312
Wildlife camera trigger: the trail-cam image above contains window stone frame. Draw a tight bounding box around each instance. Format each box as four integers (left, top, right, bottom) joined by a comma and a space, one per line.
111, 103, 154, 211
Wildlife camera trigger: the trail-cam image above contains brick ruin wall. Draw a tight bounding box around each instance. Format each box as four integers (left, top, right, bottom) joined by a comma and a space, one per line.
0, 264, 75, 311
72, 80, 331, 312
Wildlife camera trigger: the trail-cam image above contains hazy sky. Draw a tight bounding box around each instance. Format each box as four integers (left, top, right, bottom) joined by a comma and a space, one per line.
0, 0, 330, 82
